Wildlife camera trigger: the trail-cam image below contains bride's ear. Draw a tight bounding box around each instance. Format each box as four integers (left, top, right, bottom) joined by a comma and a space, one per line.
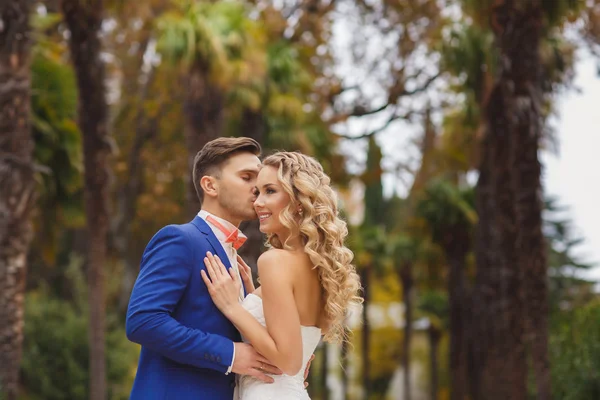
201, 175, 218, 198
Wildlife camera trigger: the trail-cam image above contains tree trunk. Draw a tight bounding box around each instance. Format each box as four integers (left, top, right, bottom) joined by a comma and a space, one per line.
320, 343, 329, 400
241, 107, 266, 146
341, 326, 350, 400
399, 262, 413, 400
498, 3, 550, 398
446, 249, 469, 400
428, 325, 441, 400
360, 266, 371, 400
0, 2, 35, 398
472, 2, 547, 400
473, 8, 531, 394
184, 66, 224, 217
471, 130, 493, 400
62, 1, 110, 399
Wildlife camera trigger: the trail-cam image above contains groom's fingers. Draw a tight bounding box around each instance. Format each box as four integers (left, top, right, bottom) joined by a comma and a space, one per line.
257, 363, 281, 376
247, 368, 275, 384
255, 357, 282, 375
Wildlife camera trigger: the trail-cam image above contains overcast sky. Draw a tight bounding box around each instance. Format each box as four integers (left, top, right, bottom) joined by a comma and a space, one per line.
542, 49, 600, 280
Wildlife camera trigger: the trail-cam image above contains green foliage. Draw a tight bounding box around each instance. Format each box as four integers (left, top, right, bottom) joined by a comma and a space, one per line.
418, 290, 449, 330
551, 301, 600, 400
362, 137, 385, 227
441, 23, 495, 102
350, 224, 389, 276
20, 259, 138, 400
415, 179, 476, 245
30, 43, 85, 266
544, 198, 597, 313
31, 50, 82, 203
156, 0, 265, 87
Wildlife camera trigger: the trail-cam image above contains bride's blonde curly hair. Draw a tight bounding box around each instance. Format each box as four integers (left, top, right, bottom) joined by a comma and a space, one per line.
261, 151, 363, 343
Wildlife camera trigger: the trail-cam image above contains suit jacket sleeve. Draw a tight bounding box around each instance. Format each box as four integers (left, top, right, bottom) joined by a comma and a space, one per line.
125, 225, 234, 373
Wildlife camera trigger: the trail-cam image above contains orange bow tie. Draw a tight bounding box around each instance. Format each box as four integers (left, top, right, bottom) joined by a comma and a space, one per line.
206, 215, 247, 250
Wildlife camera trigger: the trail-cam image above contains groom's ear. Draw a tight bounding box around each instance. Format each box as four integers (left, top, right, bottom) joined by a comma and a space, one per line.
200, 175, 219, 198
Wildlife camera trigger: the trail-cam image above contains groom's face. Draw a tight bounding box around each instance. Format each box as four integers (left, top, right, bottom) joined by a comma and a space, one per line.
216, 152, 261, 221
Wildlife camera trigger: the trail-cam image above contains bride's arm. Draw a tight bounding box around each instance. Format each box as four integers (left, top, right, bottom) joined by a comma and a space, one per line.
201, 250, 303, 375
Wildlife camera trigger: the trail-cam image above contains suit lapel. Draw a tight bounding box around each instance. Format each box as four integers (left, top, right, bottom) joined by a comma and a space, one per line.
191, 216, 233, 271
191, 216, 246, 298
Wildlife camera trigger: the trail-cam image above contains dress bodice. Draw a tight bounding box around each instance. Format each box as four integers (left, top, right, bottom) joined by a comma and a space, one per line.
237, 293, 321, 399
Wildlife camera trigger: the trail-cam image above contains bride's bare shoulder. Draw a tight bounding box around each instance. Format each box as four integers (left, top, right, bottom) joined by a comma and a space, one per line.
258, 248, 291, 265
257, 249, 298, 277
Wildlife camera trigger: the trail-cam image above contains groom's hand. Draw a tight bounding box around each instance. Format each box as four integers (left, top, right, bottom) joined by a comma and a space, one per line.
232, 343, 281, 383
304, 354, 315, 388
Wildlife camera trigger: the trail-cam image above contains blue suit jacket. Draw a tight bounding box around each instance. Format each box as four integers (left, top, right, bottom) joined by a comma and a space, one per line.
126, 216, 244, 400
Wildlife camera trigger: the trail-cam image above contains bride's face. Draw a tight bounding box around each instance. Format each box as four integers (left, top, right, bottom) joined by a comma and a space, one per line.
253, 166, 292, 235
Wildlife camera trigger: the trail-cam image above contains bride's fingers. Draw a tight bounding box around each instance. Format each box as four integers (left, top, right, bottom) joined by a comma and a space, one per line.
228, 267, 239, 283
214, 255, 229, 276
237, 257, 251, 273
237, 255, 249, 270
209, 252, 229, 278
203, 257, 217, 280
200, 270, 214, 290
206, 252, 225, 279
240, 265, 251, 280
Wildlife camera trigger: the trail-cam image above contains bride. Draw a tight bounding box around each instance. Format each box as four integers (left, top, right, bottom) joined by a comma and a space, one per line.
201, 151, 362, 400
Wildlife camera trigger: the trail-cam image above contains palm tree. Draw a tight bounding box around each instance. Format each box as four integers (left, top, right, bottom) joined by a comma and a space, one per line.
352, 136, 388, 399
479, 2, 580, 397
488, 4, 548, 397
387, 233, 424, 400
0, 1, 35, 399
351, 225, 387, 400
418, 291, 448, 400
454, 2, 583, 398
157, 0, 266, 216
61, 1, 111, 399
416, 179, 476, 400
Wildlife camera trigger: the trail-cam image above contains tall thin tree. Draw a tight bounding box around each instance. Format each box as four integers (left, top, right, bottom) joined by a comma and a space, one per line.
0, 2, 35, 399
476, 1, 549, 399
61, 0, 110, 399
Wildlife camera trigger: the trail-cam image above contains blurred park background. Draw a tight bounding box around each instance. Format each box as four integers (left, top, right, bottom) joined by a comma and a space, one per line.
1, 0, 600, 399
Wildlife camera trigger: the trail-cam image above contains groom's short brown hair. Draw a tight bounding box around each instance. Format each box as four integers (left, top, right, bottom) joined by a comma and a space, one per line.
193, 137, 262, 205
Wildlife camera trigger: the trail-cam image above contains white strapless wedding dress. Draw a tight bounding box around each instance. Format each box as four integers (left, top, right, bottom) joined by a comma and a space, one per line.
237, 293, 322, 400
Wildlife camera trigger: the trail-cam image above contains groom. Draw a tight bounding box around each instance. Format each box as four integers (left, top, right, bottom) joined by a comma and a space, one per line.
126, 137, 280, 399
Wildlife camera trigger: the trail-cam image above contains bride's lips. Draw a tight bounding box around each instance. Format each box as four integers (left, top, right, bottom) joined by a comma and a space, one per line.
257, 212, 271, 223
